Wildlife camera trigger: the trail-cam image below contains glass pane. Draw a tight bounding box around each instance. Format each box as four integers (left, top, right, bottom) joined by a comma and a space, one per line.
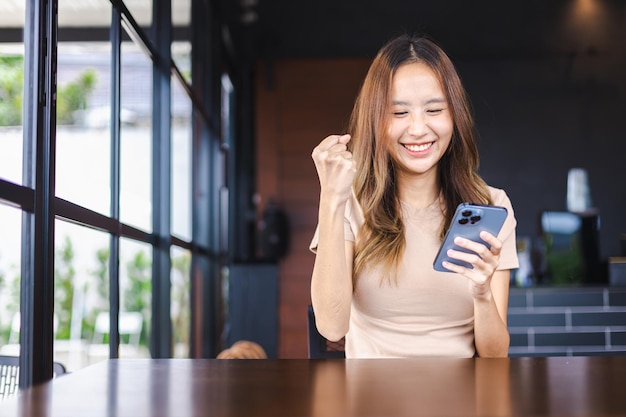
172, 41, 191, 84
221, 73, 235, 150
0, 44, 24, 185
58, 0, 110, 28
172, 0, 190, 27
124, 0, 152, 26
120, 40, 152, 232
53, 220, 110, 372
0, 0, 24, 28
171, 75, 192, 241
119, 238, 152, 359
171, 246, 190, 358
0, 204, 22, 358
55, 42, 112, 215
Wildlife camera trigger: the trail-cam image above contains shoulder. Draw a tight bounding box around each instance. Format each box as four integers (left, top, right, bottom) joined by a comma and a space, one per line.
487, 185, 518, 234
487, 186, 513, 209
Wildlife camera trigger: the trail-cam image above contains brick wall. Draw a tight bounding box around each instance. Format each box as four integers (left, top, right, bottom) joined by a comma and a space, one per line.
508, 287, 626, 357
255, 58, 371, 357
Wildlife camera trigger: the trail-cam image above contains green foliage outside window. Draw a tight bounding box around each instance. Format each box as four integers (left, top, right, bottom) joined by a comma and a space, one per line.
123, 250, 152, 346
54, 236, 77, 340
0, 54, 97, 126
0, 238, 191, 353
0, 56, 23, 126
172, 252, 191, 349
57, 69, 97, 125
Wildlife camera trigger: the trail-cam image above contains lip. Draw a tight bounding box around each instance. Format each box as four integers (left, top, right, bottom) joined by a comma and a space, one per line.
402, 141, 434, 155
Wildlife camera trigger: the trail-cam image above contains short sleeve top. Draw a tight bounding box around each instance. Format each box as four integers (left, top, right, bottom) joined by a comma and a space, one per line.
309, 186, 519, 358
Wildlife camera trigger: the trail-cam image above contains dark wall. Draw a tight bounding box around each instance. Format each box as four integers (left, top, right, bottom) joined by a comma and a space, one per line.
250, 0, 626, 359
455, 47, 626, 265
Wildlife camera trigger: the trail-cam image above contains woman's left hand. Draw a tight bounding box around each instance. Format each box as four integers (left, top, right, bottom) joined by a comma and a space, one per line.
441, 231, 502, 299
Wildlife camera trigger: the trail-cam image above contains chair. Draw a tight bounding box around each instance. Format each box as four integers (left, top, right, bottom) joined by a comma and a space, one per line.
307, 305, 345, 359
89, 311, 144, 361
0, 313, 61, 357
0, 355, 67, 400
92, 311, 143, 347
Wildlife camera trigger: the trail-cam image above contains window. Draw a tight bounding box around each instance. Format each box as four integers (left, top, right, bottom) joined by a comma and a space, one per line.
0, 44, 24, 185
120, 41, 153, 232
55, 42, 112, 215
0, 0, 228, 385
0, 204, 22, 356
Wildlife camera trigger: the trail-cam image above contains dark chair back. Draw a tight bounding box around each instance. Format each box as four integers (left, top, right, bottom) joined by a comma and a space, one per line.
0, 355, 67, 399
307, 305, 345, 358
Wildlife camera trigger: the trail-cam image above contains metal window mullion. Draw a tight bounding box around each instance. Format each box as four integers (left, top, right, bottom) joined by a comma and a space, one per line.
190, 0, 204, 358
20, 0, 57, 387
151, 0, 172, 358
192, 0, 223, 358
108, 4, 123, 360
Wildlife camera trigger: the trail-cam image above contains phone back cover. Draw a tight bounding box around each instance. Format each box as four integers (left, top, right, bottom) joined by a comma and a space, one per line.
433, 203, 508, 272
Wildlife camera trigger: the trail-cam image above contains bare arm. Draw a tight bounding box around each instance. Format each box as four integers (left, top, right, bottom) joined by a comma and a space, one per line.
311, 237, 354, 341
442, 231, 511, 357
310, 134, 355, 341
473, 269, 510, 357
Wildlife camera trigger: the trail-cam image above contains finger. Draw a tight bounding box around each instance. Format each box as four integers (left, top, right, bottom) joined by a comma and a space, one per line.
337, 133, 351, 145
327, 135, 352, 155
446, 248, 482, 267
321, 134, 350, 150
479, 231, 502, 253
312, 135, 350, 161
442, 258, 491, 286
453, 237, 488, 256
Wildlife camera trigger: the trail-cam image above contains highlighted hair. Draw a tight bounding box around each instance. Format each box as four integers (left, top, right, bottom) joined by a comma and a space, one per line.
349, 34, 491, 285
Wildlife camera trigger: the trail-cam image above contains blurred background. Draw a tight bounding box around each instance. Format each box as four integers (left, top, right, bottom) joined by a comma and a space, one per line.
0, 0, 624, 365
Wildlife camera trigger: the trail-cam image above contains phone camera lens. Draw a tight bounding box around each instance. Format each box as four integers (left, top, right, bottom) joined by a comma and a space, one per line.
470, 215, 481, 224
459, 218, 469, 225
461, 210, 472, 217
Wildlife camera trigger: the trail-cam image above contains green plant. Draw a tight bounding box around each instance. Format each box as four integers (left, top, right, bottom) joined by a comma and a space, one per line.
0, 58, 98, 127
544, 233, 585, 285
124, 250, 152, 346
54, 236, 76, 340
82, 247, 110, 341
57, 69, 97, 125
0, 56, 24, 126
171, 252, 191, 347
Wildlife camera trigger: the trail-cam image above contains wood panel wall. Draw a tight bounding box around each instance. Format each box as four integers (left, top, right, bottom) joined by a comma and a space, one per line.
255, 59, 369, 358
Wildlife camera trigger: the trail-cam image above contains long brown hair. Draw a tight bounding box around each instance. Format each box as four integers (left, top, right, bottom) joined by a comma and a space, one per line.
349, 34, 492, 283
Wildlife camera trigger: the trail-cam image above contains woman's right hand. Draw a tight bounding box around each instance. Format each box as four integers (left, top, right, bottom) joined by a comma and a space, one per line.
311, 134, 355, 204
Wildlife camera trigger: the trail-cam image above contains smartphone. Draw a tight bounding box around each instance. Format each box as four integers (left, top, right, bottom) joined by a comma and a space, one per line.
433, 203, 508, 272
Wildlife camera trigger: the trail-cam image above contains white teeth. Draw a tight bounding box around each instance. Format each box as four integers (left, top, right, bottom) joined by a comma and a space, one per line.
405, 142, 432, 152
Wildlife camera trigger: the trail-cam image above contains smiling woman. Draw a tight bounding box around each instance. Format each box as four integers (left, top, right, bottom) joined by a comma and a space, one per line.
309, 34, 519, 359
387, 63, 454, 177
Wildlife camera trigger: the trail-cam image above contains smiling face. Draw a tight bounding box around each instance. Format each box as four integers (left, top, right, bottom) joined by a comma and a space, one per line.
386, 62, 454, 182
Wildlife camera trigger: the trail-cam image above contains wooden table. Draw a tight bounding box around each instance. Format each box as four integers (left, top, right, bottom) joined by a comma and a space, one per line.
1, 356, 626, 416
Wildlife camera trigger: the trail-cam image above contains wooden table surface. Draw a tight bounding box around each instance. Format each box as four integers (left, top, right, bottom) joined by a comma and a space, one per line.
1, 356, 626, 416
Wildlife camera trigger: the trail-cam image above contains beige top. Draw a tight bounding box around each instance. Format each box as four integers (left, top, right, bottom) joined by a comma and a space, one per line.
310, 186, 519, 358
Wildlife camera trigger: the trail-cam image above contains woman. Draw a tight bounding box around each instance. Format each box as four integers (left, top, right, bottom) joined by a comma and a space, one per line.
309, 34, 518, 358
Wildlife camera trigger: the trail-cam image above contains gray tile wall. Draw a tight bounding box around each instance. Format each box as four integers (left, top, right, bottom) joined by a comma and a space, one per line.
508, 287, 626, 357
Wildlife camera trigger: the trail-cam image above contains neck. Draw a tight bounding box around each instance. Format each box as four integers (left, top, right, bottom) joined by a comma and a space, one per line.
397, 172, 440, 209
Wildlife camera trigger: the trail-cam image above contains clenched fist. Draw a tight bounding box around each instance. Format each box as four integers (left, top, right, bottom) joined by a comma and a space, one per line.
312, 134, 355, 205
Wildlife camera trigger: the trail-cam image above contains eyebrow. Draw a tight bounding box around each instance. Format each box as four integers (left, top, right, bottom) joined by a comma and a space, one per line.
391, 97, 447, 106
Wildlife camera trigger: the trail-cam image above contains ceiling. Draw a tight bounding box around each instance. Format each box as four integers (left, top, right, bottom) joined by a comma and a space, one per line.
231, 0, 626, 60
0, 0, 191, 28
0, 0, 623, 63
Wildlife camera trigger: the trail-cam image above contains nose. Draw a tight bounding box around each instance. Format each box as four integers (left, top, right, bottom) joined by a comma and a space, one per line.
407, 113, 428, 136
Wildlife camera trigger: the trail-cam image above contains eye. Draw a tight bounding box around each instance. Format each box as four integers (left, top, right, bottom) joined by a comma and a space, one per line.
426, 108, 444, 114
392, 111, 408, 117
